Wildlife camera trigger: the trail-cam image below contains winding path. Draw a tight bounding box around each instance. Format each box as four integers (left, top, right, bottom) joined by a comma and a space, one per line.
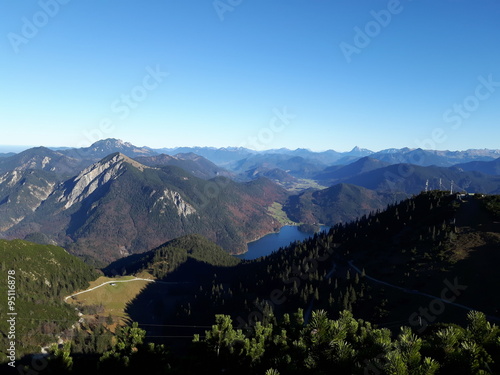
64, 277, 177, 301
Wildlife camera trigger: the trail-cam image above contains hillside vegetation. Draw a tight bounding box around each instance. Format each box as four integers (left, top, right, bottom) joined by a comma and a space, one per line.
284, 183, 404, 225
0, 240, 98, 361
4, 154, 287, 264
120, 192, 500, 347
66, 276, 153, 327
104, 234, 240, 279
3, 193, 500, 374
3, 142, 500, 266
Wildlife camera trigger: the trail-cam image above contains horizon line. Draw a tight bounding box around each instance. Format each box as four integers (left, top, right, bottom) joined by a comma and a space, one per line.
1, 140, 500, 155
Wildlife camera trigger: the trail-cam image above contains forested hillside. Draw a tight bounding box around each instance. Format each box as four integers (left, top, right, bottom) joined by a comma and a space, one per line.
104, 234, 240, 278
2, 192, 500, 374
283, 183, 403, 225
3, 142, 500, 266
0, 240, 98, 361
3, 153, 287, 264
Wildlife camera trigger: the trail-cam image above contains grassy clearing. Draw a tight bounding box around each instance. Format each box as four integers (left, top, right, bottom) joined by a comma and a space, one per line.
66, 275, 152, 326
284, 178, 327, 192
268, 202, 297, 226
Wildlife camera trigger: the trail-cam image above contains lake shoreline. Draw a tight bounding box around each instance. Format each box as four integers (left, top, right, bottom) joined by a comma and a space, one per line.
236, 225, 330, 260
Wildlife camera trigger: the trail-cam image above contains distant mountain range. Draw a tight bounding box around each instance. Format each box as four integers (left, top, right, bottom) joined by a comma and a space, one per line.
339, 160, 500, 195
314, 157, 392, 185
0, 138, 487, 169
455, 158, 500, 176
58, 138, 157, 160
1, 138, 500, 264
134, 153, 234, 180
313, 156, 500, 194
158, 145, 500, 167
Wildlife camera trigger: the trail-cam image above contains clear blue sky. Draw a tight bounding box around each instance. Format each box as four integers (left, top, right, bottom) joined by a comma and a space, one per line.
1, 0, 499, 152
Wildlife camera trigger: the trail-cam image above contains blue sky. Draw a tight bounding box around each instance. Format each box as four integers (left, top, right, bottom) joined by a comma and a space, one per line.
1, 0, 499, 152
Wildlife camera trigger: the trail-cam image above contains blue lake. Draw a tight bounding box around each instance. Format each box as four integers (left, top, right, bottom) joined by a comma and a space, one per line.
237, 225, 330, 260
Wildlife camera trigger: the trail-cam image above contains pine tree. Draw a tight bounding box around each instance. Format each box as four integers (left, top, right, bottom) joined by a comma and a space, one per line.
47, 342, 73, 373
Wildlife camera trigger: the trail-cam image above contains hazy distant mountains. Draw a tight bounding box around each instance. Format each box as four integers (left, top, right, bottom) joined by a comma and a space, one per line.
58, 138, 157, 160
1, 138, 500, 263
369, 147, 500, 167
158, 144, 500, 168
312, 156, 500, 194
158, 143, 500, 183
229, 153, 326, 180
314, 157, 392, 185
455, 158, 500, 176
1, 138, 498, 169
135, 153, 234, 180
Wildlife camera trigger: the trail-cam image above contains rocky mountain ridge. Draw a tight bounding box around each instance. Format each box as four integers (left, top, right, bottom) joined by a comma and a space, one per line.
0, 153, 287, 263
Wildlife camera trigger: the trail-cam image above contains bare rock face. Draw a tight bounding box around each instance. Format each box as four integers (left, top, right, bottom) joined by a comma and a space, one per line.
0, 170, 23, 187
166, 189, 197, 217
0, 149, 287, 263
59, 153, 147, 210
26, 181, 56, 211
0, 170, 57, 231
152, 189, 197, 217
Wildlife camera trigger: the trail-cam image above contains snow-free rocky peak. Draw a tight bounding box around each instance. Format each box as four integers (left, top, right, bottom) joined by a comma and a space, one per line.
59, 153, 149, 209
